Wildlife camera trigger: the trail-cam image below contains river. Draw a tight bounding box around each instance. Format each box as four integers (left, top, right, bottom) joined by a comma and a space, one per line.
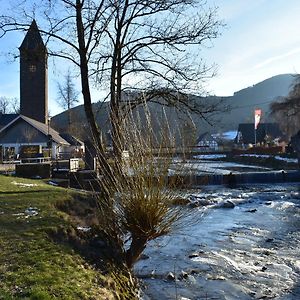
135, 183, 300, 299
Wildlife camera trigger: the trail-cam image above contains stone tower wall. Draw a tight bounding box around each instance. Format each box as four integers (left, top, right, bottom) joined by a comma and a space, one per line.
19, 20, 48, 124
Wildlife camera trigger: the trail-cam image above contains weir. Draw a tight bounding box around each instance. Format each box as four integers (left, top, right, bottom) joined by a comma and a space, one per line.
168, 170, 300, 187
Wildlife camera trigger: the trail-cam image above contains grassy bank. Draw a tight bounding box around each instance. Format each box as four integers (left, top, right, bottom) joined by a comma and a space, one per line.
0, 175, 116, 300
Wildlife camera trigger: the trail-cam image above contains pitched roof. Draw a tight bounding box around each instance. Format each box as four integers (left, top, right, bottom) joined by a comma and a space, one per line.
196, 132, 208, 144
59, 133, 84, 146
0, 115, 70, 145
235, 123, 283, 144
19, 20, 46, 52
0, 113, 19, 129
196, 132, 217, 143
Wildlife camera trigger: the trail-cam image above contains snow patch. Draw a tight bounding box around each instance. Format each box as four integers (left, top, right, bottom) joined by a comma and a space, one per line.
77, 226, 91, 232
274, 156, 298, 163
11, 181, 39, 187
193, 154, 227, 160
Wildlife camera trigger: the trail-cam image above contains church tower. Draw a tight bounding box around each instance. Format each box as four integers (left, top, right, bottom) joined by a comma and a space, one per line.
19, 20, 48, 124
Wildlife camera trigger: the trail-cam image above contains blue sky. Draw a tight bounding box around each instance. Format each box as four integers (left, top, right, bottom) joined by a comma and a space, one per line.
204, 0, 300, 95
1, 0, 300, 115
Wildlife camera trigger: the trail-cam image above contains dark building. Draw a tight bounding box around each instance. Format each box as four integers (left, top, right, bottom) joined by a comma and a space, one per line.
19, 20, 48, 124
235, 123, 283, 145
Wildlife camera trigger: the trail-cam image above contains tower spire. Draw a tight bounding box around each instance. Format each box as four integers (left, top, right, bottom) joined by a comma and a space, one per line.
19, 20, 48, 124
19, 20, 46, 52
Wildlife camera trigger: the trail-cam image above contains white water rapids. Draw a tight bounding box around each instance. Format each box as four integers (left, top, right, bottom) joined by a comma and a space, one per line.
135, 183, 300, 300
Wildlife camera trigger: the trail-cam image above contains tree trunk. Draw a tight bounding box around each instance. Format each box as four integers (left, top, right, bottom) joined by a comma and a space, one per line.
125, 235, 148, 269
75, 0, 116, 196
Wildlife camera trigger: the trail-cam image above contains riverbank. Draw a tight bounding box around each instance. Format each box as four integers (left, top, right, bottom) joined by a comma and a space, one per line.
0, 175, 134, 299
204, 152, 299, 171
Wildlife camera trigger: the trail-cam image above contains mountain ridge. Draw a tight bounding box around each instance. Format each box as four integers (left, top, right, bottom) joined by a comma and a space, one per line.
51, 73, 296, 136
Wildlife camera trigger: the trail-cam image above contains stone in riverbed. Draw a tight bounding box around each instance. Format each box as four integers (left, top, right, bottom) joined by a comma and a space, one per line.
166, 272, 176, 281
207, 274, 226, 280
189, 199, 212, 208
189, 253, 198, 258
178, 271, 189, 280
190, 269, 199, 275
188, 250, 205, 258
139, 254, 150, 260
172, 197, 191, 206
219, 200, 235, 209
189, 201, 201, 208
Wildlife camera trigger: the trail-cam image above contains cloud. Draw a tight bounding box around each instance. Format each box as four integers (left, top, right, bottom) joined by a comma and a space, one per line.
253, 47, 300, 70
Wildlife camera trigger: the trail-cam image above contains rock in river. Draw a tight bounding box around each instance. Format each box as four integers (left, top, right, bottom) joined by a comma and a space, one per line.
219, 200, 235, 209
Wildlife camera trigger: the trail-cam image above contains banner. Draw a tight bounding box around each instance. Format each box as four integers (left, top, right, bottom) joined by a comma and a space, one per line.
254, 109, 262, 130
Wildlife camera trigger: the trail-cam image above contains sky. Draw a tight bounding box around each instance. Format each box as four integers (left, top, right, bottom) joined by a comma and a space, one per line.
204, 0, 300, 95
1, 0, 300, 115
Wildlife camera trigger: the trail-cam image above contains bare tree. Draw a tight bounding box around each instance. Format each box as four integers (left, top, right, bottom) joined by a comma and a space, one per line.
0, 96, 19, 114
94, 0, 224, 155
0, 0, 223, 154
10, 97, 20, 114
0, 96, 10, 114
271, 76, 300, 138
56, 69, 79, 127
0, 0, 222, 273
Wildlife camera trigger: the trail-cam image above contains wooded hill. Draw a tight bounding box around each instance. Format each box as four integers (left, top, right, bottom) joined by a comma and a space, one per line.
51, 74, 296, 139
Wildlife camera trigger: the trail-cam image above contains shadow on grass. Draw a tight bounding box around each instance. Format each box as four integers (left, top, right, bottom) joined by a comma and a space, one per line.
0, 190, 55, 195
47, 226, 138, 299
48, 226, 120, 271
49, 195, 125, 273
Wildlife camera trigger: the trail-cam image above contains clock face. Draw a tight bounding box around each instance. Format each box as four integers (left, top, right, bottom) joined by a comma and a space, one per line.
29, 64, 37, 72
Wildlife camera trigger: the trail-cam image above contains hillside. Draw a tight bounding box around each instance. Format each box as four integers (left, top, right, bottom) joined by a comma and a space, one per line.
51, 74, 296, 137
221, 74, 296, 130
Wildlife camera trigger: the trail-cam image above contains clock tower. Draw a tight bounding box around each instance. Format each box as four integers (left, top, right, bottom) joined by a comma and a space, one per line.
19, 20, 48, 124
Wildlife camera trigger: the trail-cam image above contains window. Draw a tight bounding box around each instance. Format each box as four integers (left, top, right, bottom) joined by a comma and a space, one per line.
4, 147, 15, 160
29, 64, 36, 72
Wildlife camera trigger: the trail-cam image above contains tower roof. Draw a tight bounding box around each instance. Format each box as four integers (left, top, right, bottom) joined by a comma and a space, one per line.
19, 20, 46, 52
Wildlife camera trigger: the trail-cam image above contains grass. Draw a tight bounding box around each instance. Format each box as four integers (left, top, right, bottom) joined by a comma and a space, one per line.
0, 175, 114, 300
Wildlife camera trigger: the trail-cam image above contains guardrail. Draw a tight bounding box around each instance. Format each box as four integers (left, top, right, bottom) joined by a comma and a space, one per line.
2, 157, 51, 164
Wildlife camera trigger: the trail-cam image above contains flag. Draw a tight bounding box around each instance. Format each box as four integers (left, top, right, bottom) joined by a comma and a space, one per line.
254, 109, 262, 130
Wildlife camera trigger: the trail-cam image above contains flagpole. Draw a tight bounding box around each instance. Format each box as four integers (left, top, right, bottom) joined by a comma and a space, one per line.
254, 108, 262, 147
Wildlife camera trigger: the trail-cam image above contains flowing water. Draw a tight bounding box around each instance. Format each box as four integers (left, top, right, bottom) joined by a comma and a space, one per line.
135, 183, 300, 300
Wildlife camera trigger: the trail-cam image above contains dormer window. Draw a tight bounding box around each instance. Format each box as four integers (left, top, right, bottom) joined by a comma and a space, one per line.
29, 64, 36, 72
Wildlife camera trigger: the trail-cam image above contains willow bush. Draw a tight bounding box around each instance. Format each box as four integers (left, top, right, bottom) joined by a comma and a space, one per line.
93, 103, 190, 269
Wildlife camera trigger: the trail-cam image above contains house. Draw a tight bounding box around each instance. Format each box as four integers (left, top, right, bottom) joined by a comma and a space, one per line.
196, 132, 219, 151
0, 115, 70, 161
59, 133, 85, 159
235, 123, 283, 146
